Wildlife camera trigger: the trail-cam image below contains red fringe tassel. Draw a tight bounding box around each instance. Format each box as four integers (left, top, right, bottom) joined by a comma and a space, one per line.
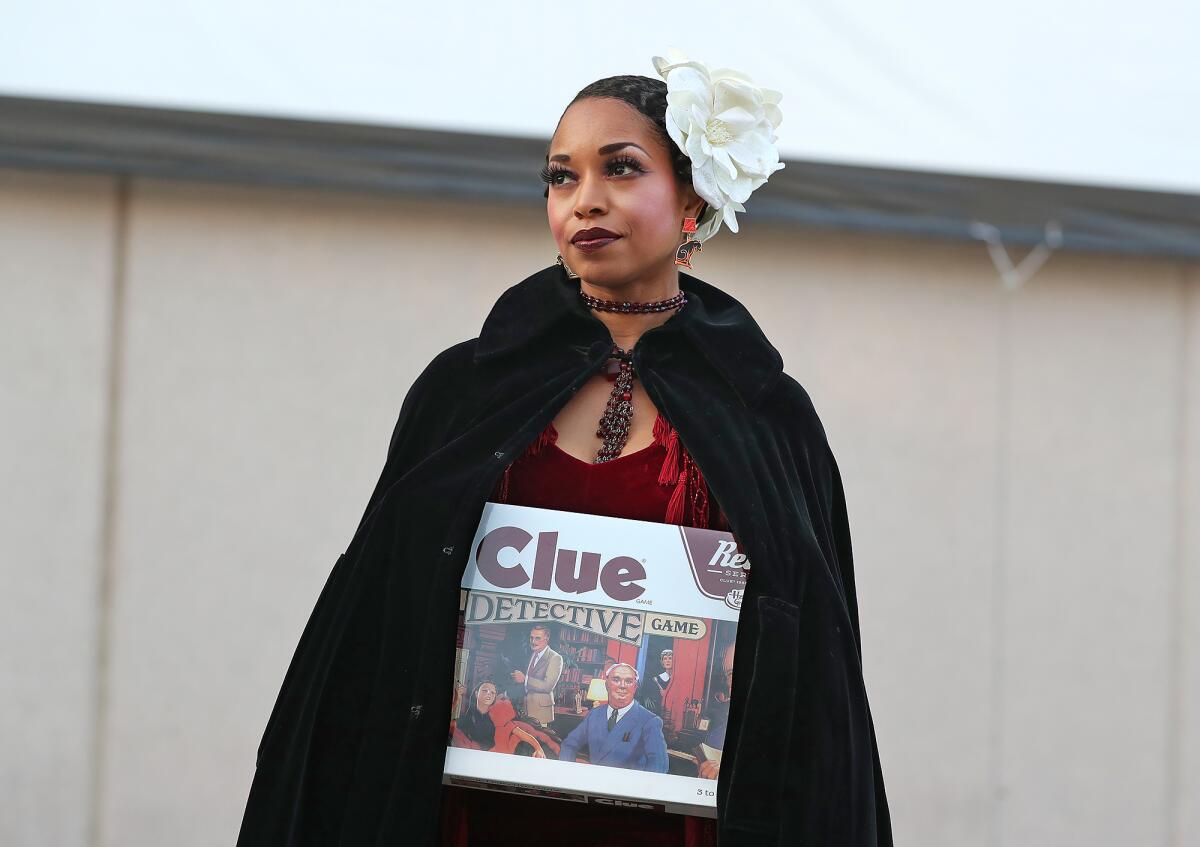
495, 464, 511, 503
528, 423, 558, 455
654, 413, 682, 486
496, 421, 558, 504
655, 413, 710, 528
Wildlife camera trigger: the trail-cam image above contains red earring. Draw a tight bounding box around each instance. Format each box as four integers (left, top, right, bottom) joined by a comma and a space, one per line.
675, 217, 703, 268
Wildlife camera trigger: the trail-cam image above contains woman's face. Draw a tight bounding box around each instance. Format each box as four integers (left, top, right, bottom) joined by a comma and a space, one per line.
545, 97, 705, 290
475, 683, 497, 709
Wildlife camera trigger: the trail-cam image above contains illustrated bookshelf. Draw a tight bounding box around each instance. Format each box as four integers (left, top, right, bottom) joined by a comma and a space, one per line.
554, 627, 607, 705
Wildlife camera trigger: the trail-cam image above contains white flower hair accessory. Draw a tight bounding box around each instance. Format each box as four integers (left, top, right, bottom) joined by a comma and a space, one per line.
651, 47, 785, 243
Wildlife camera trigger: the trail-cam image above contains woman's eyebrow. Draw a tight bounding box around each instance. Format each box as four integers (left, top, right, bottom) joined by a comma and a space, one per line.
549, 141, 649, 163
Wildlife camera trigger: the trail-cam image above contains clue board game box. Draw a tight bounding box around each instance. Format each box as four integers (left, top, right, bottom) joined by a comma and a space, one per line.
442, 501, 751, 817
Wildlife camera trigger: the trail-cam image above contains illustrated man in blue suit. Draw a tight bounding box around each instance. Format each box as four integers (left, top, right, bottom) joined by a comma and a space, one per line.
558, 662, 669, 773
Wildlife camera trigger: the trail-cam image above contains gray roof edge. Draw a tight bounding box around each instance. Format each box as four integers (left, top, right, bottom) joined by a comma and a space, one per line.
2, 93, 1197, 259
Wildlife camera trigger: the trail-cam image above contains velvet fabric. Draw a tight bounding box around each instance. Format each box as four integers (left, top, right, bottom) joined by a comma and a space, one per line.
237, 264, 893, 846
493, 411, 733, 532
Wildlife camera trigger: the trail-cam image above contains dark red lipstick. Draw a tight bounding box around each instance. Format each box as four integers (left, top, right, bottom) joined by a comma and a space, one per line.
571, 227, 622, 252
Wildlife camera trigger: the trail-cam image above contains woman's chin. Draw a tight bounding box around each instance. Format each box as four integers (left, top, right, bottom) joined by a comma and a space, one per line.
572, 263, 639, 289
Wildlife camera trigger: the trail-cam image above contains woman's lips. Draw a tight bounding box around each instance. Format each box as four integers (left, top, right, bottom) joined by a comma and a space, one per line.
573, 236, 621, 252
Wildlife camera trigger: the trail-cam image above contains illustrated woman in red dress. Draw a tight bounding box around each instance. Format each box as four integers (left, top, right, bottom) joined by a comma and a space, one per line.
449, 680, 560, 759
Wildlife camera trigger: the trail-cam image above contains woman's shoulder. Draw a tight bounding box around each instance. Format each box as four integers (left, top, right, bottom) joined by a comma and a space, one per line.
420, 338, 479, 379
760, 370, 832, 449
400, 338, 482, 408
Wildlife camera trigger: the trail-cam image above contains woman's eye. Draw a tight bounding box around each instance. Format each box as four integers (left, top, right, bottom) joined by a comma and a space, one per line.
539, 165, 573, 186
608, 156, 645, 176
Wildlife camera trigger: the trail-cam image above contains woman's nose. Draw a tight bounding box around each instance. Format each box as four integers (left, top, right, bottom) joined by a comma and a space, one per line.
573, 171, 607, 217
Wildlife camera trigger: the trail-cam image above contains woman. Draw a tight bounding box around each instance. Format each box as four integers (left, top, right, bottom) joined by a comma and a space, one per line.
451, 681, 499, 751
640, 649, 674, 717
450, 680, 556, 759
239, 50, 892, 846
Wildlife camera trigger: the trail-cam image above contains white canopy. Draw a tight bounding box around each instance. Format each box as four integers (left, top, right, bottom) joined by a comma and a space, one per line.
2, 0, 1196, 194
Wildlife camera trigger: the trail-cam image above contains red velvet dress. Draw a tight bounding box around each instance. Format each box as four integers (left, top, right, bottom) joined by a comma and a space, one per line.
437, 410, 727, 847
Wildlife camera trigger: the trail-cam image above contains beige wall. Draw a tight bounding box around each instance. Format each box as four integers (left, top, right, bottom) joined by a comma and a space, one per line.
1, 167, 1197, 847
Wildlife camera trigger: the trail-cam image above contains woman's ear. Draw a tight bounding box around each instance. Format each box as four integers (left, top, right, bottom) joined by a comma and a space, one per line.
681, 184, 708, 222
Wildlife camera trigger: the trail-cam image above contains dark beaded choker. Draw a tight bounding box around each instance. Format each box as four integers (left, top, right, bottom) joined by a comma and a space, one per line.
579, 288, 687, 313
580, 287, 687, 463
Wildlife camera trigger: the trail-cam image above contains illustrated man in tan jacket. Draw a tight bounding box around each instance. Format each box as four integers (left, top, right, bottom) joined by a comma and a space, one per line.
510, 625, 562, 726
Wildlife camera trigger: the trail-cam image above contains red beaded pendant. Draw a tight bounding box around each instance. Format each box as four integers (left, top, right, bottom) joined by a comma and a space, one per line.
593, 343, 636, 463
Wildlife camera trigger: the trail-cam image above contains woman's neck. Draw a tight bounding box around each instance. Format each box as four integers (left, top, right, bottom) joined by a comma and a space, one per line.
578, 267, 683, 350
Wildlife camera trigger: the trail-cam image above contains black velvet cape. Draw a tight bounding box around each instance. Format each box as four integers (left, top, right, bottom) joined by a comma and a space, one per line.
236, 264, 894, 846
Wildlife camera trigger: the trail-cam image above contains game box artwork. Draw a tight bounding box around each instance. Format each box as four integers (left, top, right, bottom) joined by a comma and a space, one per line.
442, 501, 750, 817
